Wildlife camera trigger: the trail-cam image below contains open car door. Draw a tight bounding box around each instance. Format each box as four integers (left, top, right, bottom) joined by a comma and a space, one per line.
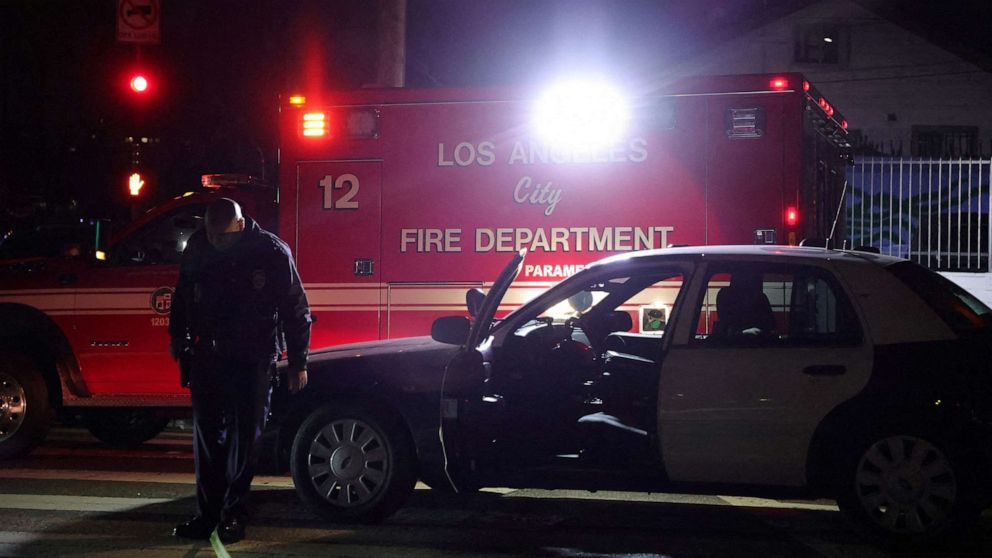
438, 249, 525, 491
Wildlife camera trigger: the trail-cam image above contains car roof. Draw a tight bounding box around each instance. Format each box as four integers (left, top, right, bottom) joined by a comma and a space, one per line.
587, 245, 906, 269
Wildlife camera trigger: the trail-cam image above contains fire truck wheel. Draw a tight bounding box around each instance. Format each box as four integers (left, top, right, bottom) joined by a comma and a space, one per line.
290, 404, 417, 523
835, 427, 984, 545
0, 353, 53, 460
85, 409, 170, 448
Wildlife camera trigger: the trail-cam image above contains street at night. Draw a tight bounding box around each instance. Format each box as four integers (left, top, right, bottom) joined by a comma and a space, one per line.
1, 427, 990, 557
5, 1, 992, 556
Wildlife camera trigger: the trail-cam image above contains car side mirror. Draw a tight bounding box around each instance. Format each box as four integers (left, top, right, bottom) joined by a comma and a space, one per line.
466, 288, 486, 318
432, 316, 471, 345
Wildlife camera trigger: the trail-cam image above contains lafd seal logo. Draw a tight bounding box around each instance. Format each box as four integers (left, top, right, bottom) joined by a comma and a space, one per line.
150, 287, 174, 315
251, 269, 267, 291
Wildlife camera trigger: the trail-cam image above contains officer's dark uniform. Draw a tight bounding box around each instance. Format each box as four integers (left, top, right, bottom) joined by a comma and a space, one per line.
169, 215, 311, 526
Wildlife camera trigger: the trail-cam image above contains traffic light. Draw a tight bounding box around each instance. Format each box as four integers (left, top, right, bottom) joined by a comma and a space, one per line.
121, 68, 158, 101
129, 74, 149, 94
128, 172, 145, 197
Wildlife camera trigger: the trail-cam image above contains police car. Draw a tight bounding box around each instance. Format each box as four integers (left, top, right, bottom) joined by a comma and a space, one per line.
277, 246, 992, 543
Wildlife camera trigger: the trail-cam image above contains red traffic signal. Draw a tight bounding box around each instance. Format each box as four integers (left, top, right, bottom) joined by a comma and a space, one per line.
128, 172, 145, 197
130, 74, 149, 93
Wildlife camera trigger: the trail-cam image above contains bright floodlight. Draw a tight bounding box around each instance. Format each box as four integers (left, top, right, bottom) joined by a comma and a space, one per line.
532, 78, 630, 150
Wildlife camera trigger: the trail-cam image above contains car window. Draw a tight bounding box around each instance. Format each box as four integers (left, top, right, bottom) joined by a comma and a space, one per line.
113, 205, 204, 266
529, 272, 683, 331
692, 263, 860, 347
885, 261, 992, 334
505, 269, 685, 357
0, 225, 93, 259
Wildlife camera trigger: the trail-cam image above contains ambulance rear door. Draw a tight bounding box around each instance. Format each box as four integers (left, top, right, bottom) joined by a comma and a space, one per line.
295, 160, 383, 346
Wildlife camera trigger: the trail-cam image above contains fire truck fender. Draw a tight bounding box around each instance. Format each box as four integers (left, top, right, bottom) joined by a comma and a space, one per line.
0, 303, 89, 409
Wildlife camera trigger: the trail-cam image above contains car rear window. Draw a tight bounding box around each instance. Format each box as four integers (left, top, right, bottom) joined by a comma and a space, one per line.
885, 261, 992, 334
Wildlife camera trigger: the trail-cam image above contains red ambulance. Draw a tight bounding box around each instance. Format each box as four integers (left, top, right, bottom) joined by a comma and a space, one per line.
0, 72, 849, 457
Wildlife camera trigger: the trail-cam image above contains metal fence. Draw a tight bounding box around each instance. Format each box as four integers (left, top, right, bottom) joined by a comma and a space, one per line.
846, 158, 992, 272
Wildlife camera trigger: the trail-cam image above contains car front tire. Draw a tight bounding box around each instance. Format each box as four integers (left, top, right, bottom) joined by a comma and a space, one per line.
0, 353, 53, 460
836, 430, 983, 544
290, 403, 417, 523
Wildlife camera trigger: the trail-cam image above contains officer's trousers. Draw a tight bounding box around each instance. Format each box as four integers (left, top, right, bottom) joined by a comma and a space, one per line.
189, 349, 274, 522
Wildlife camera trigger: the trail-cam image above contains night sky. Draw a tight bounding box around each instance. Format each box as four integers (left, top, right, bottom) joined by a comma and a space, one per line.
1, 0, 989, 228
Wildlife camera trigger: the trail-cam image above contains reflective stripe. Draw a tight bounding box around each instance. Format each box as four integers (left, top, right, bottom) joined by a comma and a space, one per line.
1, 282, 563, 315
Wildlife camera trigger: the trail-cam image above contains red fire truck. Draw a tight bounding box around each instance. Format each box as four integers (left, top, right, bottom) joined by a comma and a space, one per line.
0, 72, 849, 458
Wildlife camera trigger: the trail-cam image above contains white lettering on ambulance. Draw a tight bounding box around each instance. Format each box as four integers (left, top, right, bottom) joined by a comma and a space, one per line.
524, 264, 586, 278
629, 138, 648, 162
437, 143, 453, 167
437, 142, 496, 167
401, 228, 462, 252
505, 139, 649, 165
473, 226, 674, 252
513, 176, 562, 216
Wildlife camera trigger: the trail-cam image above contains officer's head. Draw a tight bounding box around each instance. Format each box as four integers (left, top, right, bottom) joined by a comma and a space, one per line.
204, 198, 246, 252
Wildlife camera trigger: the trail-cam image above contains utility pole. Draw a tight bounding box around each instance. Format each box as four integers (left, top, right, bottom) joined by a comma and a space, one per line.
376, 0, 406, 87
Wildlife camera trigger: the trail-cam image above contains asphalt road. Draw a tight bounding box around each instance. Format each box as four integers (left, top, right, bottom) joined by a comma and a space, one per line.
1, 427, 991, 557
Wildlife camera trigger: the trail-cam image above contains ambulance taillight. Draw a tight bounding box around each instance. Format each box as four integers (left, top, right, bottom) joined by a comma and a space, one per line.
302, 112, 327, 137
786, 206, 799, 227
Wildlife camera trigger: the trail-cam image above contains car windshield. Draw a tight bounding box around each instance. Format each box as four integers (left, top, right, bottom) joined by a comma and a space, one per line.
0, 225, 94, 260
885, 261, 992, 334
497, 267, 685, 337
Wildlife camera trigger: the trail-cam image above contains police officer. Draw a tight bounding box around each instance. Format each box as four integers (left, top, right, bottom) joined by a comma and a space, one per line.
168, 197, 311, 544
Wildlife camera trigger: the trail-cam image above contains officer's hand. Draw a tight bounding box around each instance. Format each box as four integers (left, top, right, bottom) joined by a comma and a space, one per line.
287, 368, 308, 394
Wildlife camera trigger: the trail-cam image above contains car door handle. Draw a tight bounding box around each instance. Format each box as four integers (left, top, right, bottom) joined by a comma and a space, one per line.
803, 365, 846, 376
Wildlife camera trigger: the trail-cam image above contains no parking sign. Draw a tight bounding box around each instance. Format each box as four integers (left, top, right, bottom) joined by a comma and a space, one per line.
117, 0, 161, 44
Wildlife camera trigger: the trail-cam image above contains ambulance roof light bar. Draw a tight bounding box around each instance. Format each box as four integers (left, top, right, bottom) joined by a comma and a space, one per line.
532, 77, 630, 150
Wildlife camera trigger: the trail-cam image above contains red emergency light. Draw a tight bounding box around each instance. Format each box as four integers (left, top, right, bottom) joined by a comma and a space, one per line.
302, 112, 327, 137
785, 206, 799, 227
769, 77, 789, 91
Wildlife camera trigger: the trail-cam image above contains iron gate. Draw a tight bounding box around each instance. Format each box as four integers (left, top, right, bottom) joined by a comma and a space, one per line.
846, 158, 992, 272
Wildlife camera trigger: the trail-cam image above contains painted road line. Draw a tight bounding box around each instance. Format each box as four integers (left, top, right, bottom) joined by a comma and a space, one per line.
0, 469, 442, 493
0, 531, 130, 544
0, 494, 173, 513
505, 488, 840, 512
29, 446, 193, 459
718, 495, 839, 512
0, 468, 295, 488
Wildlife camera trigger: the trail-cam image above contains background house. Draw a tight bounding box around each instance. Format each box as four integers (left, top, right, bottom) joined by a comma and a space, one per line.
675, 0, 992, 158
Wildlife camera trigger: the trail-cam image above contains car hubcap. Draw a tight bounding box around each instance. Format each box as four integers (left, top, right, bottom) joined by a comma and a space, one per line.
0, 373, 27, 443
855, 435, 957, 534
306, 418, 388, 507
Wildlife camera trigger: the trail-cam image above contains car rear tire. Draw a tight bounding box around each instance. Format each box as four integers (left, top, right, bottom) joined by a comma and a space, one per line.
290, 404, 417, 523
0, 353, 53, 459
836, 430, 983, 544
85, 409, 170, 448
